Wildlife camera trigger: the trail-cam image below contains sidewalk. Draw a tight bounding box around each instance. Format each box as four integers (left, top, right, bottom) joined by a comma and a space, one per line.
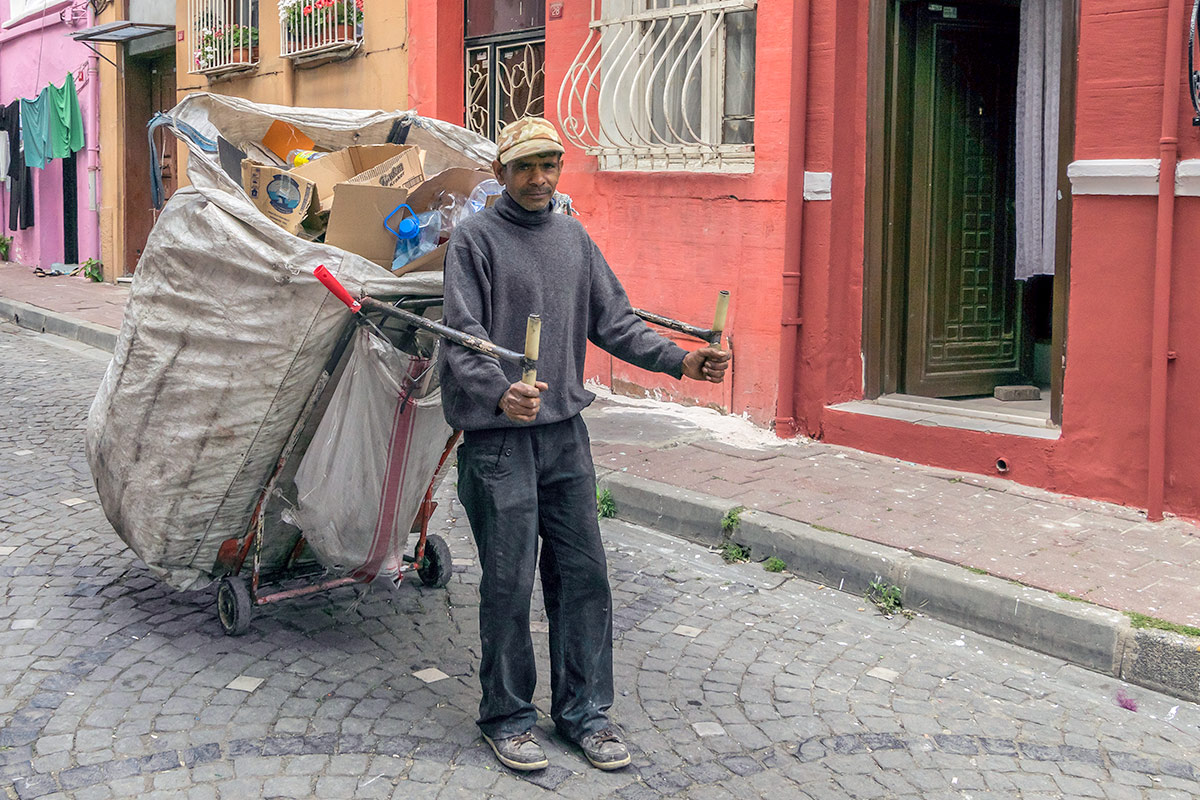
0, 262, 126, 349
4, 267, 1200, 704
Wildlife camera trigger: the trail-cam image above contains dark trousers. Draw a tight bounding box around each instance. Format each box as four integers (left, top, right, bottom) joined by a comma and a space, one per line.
457, 415, 614, 742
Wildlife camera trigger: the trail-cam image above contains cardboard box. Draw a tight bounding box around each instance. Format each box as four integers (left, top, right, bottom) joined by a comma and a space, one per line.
325, 183, 410, 266
242, 160, 317, 235
325, 168, 494, 270
345, 147, 426, 192
292, 144, 419, 212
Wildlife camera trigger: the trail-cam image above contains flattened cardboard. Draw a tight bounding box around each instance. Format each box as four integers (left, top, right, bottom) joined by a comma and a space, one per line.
325, 183, 409, 266
292, 144, 416, 212
404, 168, 494, 214
242, 160, 317, 235
393, 243, 447, 277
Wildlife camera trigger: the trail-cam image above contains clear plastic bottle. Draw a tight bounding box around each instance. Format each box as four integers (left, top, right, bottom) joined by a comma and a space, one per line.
287, 149, 325, 168
390, 209, 442, 271
467, 179, 503, 213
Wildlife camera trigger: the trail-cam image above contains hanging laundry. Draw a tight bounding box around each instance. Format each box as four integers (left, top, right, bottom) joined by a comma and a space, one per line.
18, 73, 84, 170
19, 91, 49, 170
48, 73, 84, 160
0, 100, 34, 230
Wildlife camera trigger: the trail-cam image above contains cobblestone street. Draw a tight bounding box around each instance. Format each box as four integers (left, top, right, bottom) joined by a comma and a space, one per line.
3, 320, 1200, 800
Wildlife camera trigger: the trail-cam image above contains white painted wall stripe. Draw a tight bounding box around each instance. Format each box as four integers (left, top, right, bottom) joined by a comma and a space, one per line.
1174, 160, 1200, 197
1066, 159, 1200, 196
1067, 159, 1160, 196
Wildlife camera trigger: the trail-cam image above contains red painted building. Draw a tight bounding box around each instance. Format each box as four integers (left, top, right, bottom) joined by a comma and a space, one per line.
408, 0, 1200, 521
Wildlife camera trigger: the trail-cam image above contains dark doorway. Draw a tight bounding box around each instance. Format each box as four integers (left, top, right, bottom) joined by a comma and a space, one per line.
865, 0, 1070, 410
900, 2, 1023, 397
124, 48, 177, 275
62, 150, 78, 265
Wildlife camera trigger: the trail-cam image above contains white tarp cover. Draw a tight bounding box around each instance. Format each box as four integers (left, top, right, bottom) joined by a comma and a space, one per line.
86, 93, 490, 591
289, 328, 452, 586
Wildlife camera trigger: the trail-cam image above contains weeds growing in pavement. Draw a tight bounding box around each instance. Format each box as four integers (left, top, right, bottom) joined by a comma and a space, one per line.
763, 557, 786, 573
1125, 611, 1200, 638
866, 579, 913, 619
721, 505, 744, 535
720, 542, 750, 564
596, 487, 616, 519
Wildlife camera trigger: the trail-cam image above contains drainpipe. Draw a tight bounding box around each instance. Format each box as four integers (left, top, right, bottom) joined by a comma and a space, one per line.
774, 0, 811, 438
86, 52, 101, 262
1147, 0, 1187, 521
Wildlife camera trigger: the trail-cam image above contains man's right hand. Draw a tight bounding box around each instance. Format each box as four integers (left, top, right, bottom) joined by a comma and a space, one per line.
499, 380, 549, 423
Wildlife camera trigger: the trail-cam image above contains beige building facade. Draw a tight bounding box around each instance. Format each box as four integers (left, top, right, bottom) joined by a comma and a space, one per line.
95, 0, 411, 280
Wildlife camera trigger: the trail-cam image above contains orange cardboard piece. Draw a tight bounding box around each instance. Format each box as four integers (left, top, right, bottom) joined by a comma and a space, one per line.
261, 120, 315, 162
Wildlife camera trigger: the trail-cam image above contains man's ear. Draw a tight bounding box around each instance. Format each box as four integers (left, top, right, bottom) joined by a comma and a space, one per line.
491, 160, 505, 184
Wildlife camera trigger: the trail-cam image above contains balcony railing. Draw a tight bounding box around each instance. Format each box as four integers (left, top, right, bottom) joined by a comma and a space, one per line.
279, 0, 363, 59
189, 0, 260, 76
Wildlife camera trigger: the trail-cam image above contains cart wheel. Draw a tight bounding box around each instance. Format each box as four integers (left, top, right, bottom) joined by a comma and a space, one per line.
417, 534, 452, 588
217, 576, 252, 636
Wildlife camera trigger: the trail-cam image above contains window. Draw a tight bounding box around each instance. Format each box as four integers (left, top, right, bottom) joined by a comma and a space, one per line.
188, 0, 260, 75
465, 0, 546, 141
279, 0, 363, 60
4, 0, 59, 28
558, 0, 756, 172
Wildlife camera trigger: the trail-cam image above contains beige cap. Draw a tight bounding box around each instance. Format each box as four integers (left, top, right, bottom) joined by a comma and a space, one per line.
496, 116, 565, 165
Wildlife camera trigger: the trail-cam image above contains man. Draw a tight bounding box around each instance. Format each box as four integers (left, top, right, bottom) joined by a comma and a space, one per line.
440, 116, 729, 772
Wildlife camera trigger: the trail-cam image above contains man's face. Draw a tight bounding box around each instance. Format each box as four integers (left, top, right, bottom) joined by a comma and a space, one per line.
493, 152, 563, 212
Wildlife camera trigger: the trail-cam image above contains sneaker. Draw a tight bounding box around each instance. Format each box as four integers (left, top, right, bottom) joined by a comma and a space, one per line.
578, 728, 631, 770
482, 730, 549, 771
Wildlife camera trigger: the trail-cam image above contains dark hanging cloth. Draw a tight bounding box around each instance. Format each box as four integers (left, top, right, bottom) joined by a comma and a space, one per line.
0, 100, 34, 231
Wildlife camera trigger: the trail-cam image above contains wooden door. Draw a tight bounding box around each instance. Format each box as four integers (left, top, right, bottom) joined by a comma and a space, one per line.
903, 4, 1022, 397
123, 50, 177, 274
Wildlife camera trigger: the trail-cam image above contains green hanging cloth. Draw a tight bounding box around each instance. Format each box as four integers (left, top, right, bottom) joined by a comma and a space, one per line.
47, 73, 84, 160
19, 91, 50, 170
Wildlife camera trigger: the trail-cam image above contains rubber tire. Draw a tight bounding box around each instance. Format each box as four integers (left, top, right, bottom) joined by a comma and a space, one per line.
217, 576, 252, 636
417, 534, 452, 588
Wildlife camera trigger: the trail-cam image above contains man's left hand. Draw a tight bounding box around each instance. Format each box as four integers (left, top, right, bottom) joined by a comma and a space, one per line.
682, 346, 731, 383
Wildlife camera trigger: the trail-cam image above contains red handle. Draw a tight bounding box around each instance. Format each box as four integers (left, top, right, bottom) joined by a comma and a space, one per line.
314, 264, 361, 313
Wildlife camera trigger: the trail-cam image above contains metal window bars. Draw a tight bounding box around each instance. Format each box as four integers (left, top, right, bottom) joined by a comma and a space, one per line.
467, 36, 547, 141
279, 0, 363, 59
188, 0, 260, 75
557, 0, 756, 172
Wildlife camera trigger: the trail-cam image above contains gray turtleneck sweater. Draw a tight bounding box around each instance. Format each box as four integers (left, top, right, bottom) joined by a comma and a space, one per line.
439, 192, 687, 431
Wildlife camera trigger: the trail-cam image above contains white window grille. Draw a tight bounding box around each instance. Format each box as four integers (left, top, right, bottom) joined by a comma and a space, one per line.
188, 0, 261, 75
558, 0, 756, 172
279, 0, 363, 59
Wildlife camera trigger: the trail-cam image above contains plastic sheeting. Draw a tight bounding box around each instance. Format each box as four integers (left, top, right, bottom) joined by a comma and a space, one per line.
86, 93, 490, 590
287, 328, 452, 586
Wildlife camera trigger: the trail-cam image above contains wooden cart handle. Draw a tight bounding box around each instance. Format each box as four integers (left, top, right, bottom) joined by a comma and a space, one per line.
522, 314, 541, 386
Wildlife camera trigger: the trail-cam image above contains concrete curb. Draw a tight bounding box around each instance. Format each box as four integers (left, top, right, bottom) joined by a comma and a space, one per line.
0, 297, 118, 352
598, 470, 1200, 704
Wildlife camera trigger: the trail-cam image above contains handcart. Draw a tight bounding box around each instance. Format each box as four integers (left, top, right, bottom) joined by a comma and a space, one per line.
209, 267, 549, 636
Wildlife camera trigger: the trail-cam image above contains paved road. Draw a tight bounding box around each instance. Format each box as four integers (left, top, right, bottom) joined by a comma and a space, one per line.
3, 320, 1200, 800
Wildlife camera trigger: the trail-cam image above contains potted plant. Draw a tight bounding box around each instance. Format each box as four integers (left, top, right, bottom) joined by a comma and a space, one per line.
225, 25, 259, 63
193, 19, 259, 70
280, 0, 363, 48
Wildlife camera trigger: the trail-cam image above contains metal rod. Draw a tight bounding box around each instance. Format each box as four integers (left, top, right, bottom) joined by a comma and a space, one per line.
359, 297, 527, 365
255, 577, 361, 606
636, 291, 730, 345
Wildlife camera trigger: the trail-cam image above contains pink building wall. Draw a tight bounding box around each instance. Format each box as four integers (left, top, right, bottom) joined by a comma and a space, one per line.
0, 0, 100, 268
